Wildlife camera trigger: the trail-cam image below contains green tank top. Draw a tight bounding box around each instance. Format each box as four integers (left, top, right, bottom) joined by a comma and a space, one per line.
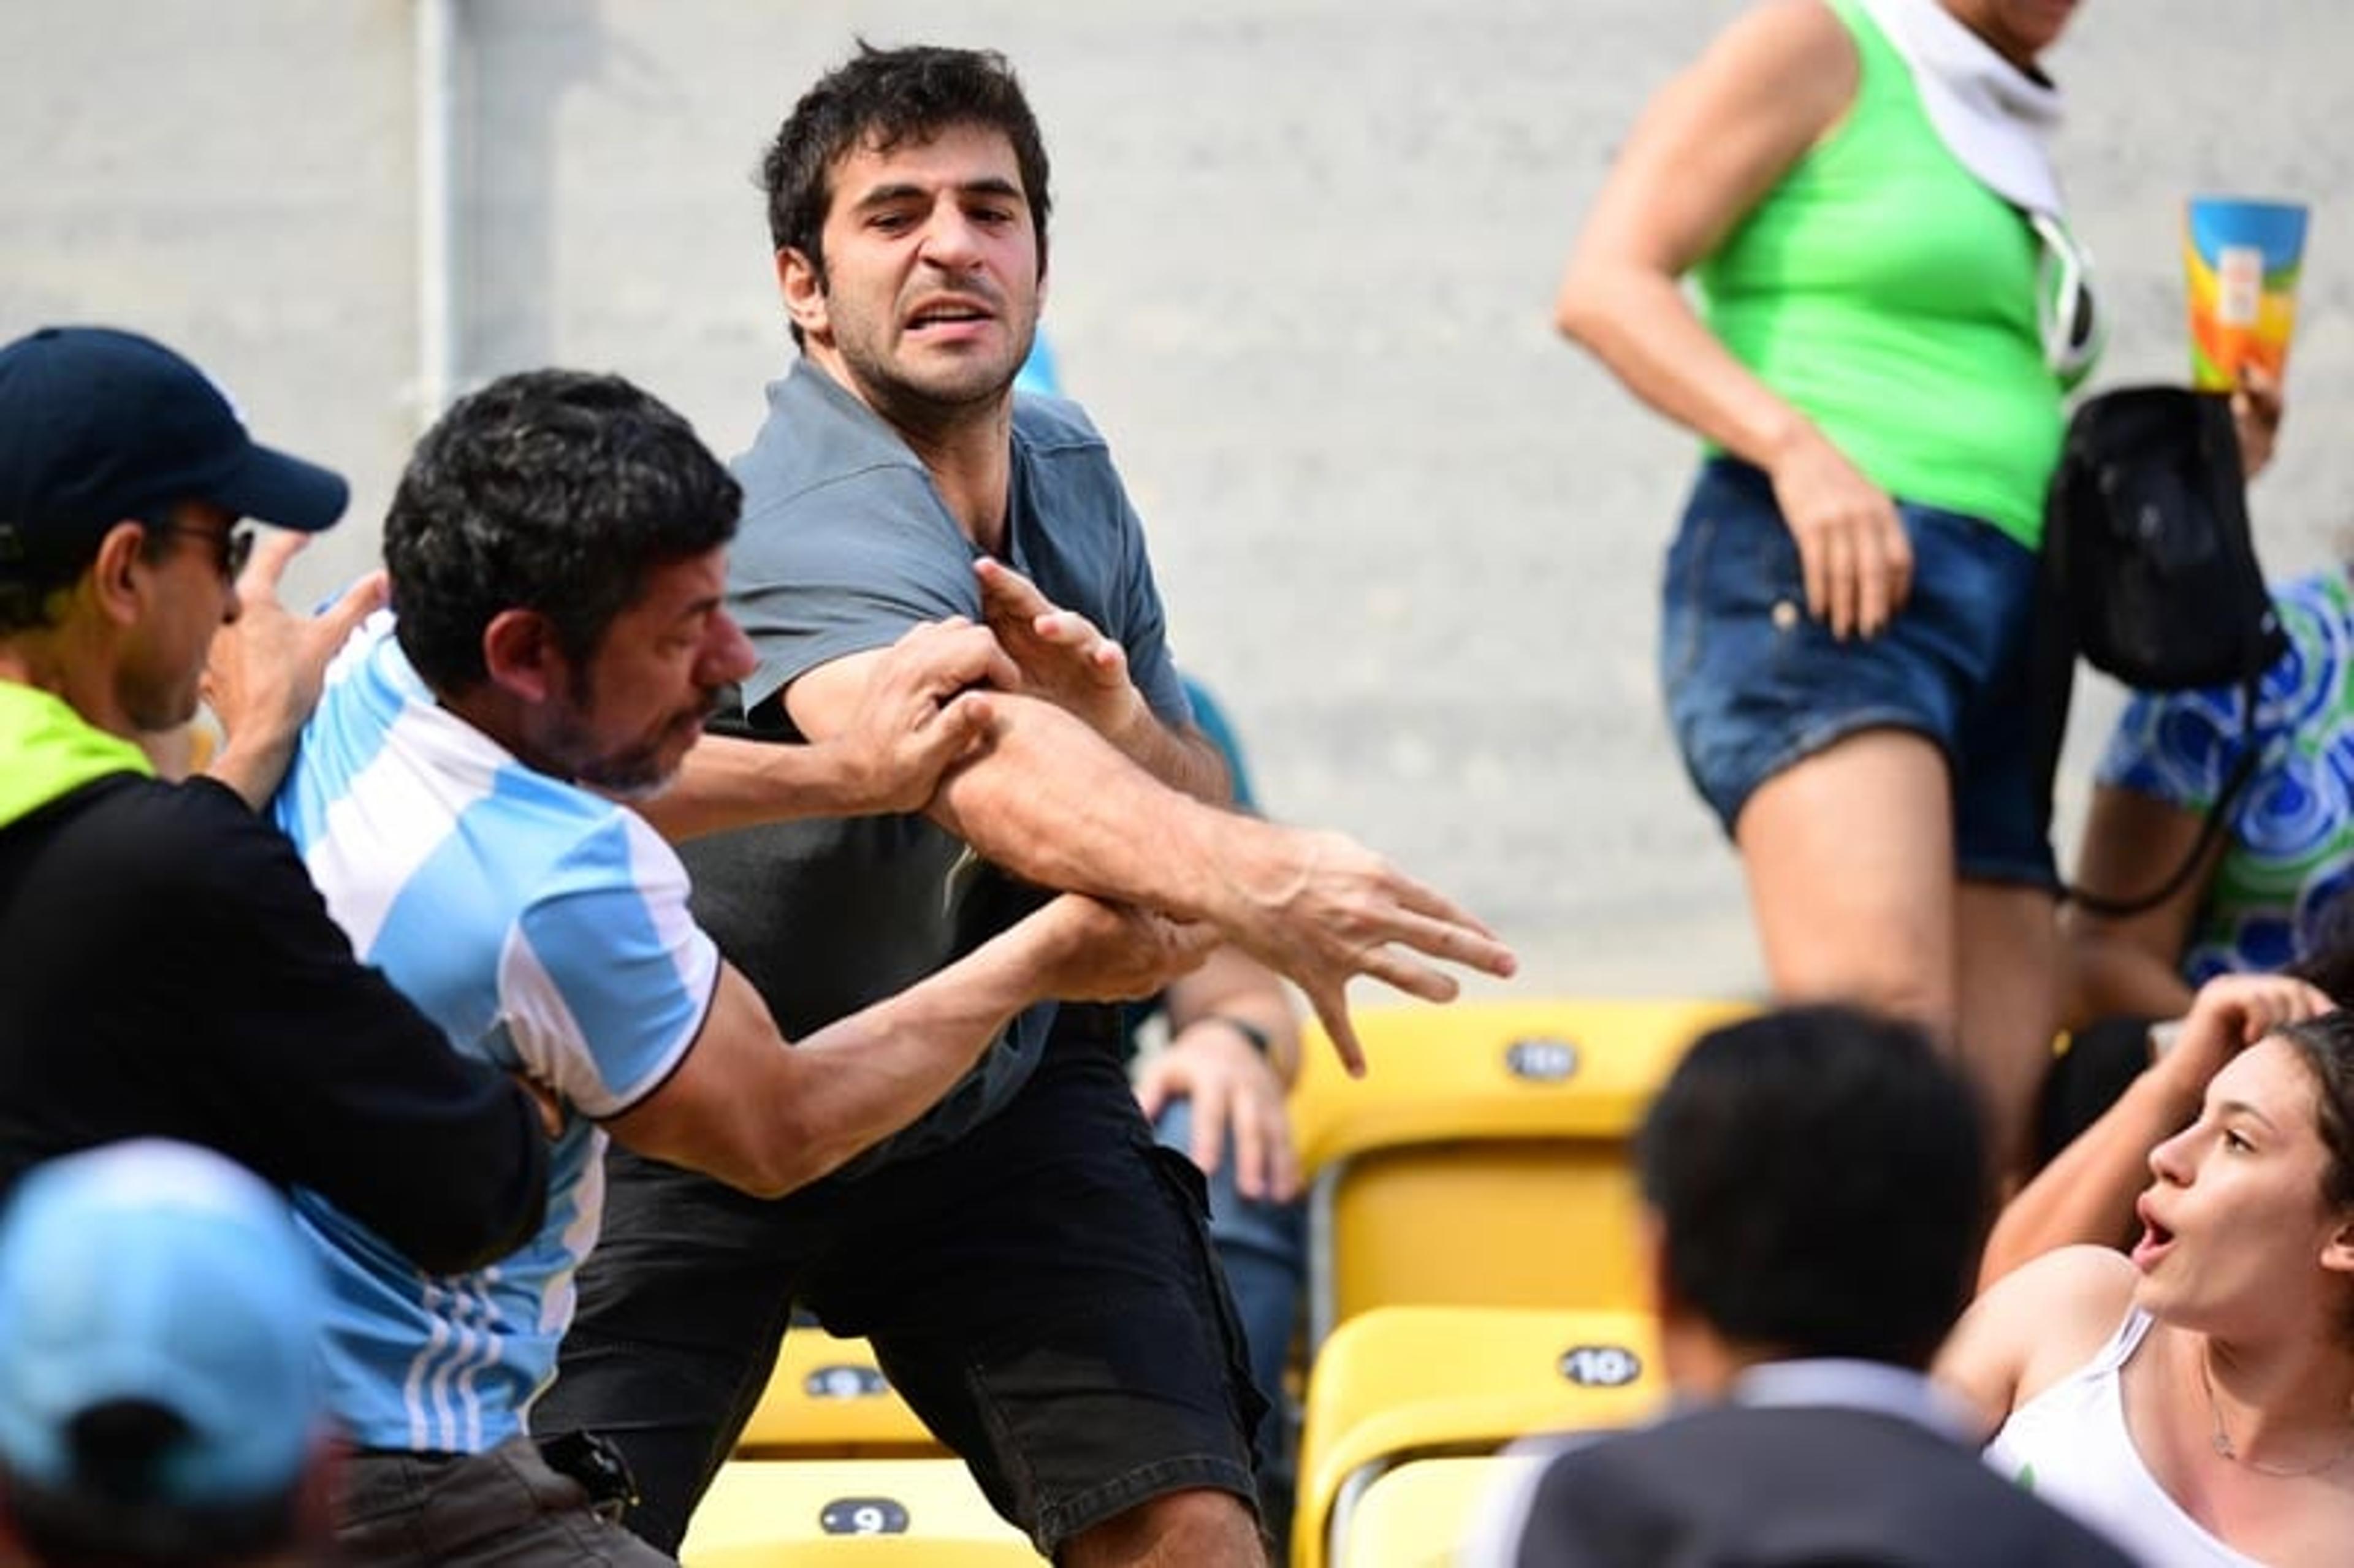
1695, 0, 2065, 548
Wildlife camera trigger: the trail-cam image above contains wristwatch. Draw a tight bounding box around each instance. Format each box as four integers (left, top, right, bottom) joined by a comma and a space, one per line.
1205, 1013, 1274, 1057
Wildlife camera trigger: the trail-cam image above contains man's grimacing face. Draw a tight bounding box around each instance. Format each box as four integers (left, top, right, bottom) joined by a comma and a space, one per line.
787, 121, 1045, 416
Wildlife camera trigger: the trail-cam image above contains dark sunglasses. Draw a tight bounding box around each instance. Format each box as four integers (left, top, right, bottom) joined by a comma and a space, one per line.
146, 519, 256, 579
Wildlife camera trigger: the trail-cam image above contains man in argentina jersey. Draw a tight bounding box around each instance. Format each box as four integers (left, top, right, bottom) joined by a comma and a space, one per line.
276, 370, 1207, 1567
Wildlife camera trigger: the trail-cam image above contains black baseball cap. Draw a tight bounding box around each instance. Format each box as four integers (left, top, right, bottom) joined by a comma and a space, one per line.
0, 325, 348, 570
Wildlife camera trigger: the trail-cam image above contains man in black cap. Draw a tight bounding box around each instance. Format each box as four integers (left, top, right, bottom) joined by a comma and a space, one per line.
0, 324, 552, 1274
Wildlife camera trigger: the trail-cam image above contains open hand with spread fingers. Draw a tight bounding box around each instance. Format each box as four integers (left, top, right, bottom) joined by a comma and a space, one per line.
203, 530, 389, 807
973, 556, 1152, 744
1214, 821, 1516, 1078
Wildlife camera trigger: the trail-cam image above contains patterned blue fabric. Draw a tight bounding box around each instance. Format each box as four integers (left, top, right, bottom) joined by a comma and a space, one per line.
2098, 569, 2354, 981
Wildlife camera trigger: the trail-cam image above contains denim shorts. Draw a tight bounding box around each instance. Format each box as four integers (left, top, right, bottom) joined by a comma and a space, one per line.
1659, 457, 2057, 889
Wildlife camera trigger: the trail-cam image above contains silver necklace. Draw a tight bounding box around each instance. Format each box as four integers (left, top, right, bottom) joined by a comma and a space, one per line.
2198, 1346, 2354, 1479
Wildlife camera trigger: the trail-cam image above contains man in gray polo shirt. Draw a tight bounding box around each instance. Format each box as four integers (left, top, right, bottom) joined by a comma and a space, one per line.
540, 45, 1514, 1567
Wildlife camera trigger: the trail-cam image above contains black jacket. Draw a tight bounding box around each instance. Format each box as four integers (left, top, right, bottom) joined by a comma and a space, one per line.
0, 774, 547, 1274
1496, 1402, 2140, 1567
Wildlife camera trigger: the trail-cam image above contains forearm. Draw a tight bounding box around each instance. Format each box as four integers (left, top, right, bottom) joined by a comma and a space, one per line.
275, 1001, 555, 1273
758, 921, 1062, 1187
376, 1084, 554, 1274
639, 934, 1059, 1201
930, 694, 1259, 924
201, 729, 297, 812
1558, 265, 1817, 471
636, 733, 874, 843
1978, 1052, 2196, 1286
1106, 710, 1230, 803
2062, 790, 2212, 1027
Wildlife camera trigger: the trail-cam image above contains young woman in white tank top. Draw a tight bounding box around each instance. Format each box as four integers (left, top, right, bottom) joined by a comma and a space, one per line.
1937, 1018, 2354, 1567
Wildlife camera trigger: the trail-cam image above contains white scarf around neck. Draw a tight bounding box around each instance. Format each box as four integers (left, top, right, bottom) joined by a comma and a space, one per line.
1855, 0, 2066, 218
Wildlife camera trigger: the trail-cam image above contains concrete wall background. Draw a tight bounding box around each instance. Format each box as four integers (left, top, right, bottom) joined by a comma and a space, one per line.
5, 1, 2349, 998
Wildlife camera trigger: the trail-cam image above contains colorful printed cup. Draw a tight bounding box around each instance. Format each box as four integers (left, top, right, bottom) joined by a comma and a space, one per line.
2184, 196, 2309, 390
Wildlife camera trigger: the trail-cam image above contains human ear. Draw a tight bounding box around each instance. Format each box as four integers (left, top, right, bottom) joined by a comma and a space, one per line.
88, 521, 151, 627
481, 608, 559, 704
2320, 1211, 2354, 1279
777, 248, 829, 343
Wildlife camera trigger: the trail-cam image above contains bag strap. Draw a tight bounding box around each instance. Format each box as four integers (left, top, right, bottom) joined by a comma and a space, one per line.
2062, 667, 2264, 919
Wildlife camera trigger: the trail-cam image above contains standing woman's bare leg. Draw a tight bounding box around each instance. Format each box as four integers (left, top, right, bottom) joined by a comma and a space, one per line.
1733, 728, 1960, 1033
1955, 882, 2061, 1186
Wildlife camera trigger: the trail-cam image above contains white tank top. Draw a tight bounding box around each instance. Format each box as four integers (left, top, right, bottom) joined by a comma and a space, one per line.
1985, 1308, 2266, 1567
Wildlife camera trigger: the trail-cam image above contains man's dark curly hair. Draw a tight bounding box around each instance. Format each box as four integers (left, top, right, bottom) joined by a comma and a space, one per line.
384, 369, 740, 696
760, 43, 1051, 346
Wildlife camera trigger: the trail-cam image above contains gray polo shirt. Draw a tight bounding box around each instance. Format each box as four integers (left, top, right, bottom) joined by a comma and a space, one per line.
681, 359, 1190, 1168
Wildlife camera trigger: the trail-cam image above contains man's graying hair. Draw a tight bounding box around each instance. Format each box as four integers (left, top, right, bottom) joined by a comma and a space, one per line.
384, 369, 740, 696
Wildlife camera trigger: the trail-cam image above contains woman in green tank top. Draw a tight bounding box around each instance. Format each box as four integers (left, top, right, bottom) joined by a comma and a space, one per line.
1552, 0, 2092, 1183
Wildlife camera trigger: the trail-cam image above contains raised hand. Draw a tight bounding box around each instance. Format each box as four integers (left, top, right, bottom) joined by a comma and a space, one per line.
2160, 970, 2333, 1092
202, 531, 388, 807
973, 556, 1151, 744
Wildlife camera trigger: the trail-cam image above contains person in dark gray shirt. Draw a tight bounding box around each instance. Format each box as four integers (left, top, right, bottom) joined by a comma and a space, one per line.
538, 44, 1515, 1567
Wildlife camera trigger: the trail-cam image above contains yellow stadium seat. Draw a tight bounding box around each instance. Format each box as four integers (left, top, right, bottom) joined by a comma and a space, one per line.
1338, 1455, 1542, 1568
734, 1329, 945, 1458
680, 1458, 1045, 1565
1290, 997, 1748, 1347
1292, 1305, 1664, 1568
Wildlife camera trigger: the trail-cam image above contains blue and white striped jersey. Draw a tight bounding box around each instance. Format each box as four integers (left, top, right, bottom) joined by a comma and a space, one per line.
273, 611, 719, 1452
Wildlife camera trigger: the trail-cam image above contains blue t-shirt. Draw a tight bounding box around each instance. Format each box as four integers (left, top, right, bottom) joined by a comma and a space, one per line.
2098, 569, 2354, 981
274, 612, 719, 1452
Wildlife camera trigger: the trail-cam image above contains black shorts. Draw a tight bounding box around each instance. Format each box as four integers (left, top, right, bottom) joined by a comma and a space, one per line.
536, 1026, 1267, 1555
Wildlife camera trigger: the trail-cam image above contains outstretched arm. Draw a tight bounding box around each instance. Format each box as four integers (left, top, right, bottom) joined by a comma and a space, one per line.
609, 893, 1212, 1198
202, 531, 388, 809
785, 649, 1516, 1076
